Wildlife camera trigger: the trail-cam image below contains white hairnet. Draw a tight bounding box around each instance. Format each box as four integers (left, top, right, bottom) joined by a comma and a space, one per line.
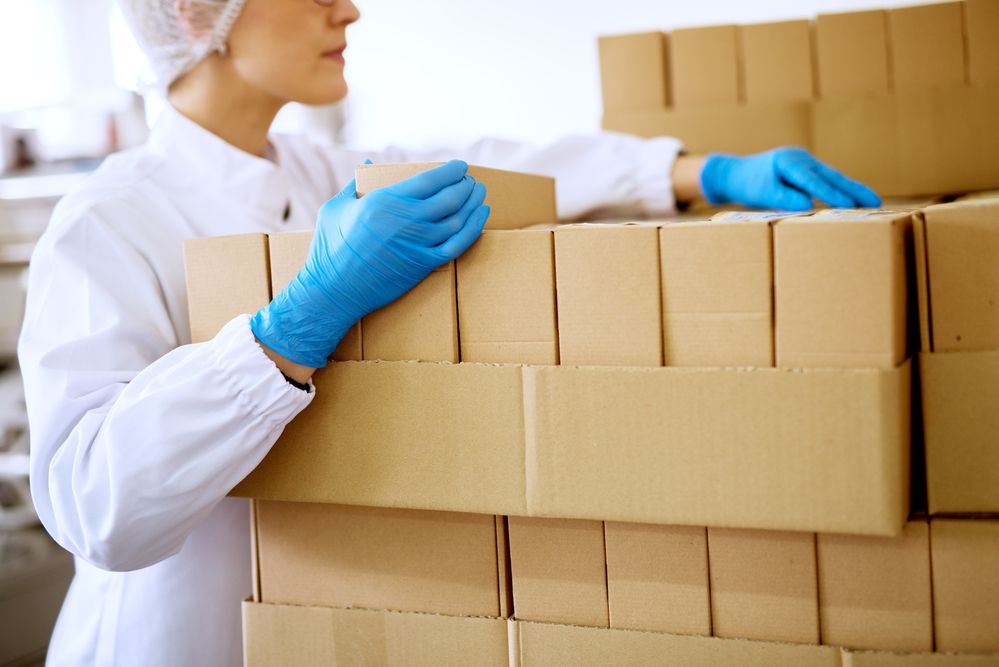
117, 0, 247, 92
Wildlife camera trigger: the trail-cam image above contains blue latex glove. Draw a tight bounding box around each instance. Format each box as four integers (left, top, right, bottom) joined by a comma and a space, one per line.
251, 160, 489, 368
700, 147, 882, 211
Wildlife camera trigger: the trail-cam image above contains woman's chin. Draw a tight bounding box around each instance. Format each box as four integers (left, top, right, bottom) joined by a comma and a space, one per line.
296, 80, 348, 106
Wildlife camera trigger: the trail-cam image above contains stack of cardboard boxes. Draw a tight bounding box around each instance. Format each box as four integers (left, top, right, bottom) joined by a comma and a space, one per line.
598, 0, 999, 198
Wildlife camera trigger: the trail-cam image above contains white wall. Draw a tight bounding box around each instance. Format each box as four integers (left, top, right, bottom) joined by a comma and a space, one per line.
342, 0, 920, 151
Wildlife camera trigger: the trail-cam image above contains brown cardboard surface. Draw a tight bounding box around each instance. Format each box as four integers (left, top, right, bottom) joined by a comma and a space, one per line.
740, 20, 815, 103
920, 350, 999, 513
966, 0, 999, 86
598, 32, 670, 111
930, 519, 999, 652
775, 212, 911, 368
817, 520, 932, 651
256, 502, 501, 617
495, 517, 513, 619
456, 230, 557, 364
708, 528, 819, 644
184, 234, 271, 343
356, 163, 556, 230
889, 2, 967, 90
603, 101, 811, 156
362, 263, 457, 362
554, 224, 662, 366
669, 25, 741, 106
605, 522, 710, 635
815, 10, 891, 97
242, 601, 509, 667
508, 517, 608, 627
660, 220, 773, 367
843, 649, 999, 666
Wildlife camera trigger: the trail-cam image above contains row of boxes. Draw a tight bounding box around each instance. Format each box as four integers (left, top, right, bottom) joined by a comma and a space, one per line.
599, 1, 999, 111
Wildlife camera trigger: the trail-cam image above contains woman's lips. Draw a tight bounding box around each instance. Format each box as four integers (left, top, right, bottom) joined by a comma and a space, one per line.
322, 46, 346, 63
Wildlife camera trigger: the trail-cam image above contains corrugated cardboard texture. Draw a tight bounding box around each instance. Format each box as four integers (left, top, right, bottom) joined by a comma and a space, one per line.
242, 601, 509, 667
508, 517, 608, 627
605, 522, 710, 635
817, 520, 932, 651
598, 32, 670, 111
514, 620, 841, 667
256, 502, 501, 617
708, 528, 819, 644
888, 2, 966, 90
922, 201, 999, 352
966, 0, 999, 86
355, 163, 556, 230
740, 20, 814, 103
670, 25, 741, 106
603, 102, 811, 156
843, 648, 999, 666
268, 230, 361, 361
930, 519, 999, 652
921, 350, 999, 513
362, 263, 457, 362
184, 234, 271, 343
554, 224, 662, 366
775, 213, 911, 369
660, 221, 773, 367
815, 10, 891, 97
456, 230, 557, 364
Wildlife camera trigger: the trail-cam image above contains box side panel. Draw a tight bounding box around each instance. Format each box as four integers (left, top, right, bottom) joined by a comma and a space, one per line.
670, 25, 741, 106
740, 20, 815, 103
598, 32, 670, 111
815, 10, 890, 97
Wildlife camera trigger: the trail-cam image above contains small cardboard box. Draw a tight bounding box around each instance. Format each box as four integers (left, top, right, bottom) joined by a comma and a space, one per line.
888, 2, 966, 90
707, 528, 820, 645
669, 25, 741, 107
965, 0, 999, 86
817, 520, 932, 652
598, 32, 670, 111
815, 10, 891, 97
740, 20, 815, 104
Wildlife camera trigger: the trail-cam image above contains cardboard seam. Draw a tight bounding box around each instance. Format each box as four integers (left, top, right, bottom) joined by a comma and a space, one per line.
507, 618, 521, 667
601, 521, 611, 629
927, 519, 937, 652
702, 526, 715, 637
548, 231, 561, 365
250, 499, 261, 603
810, 532, 822, 645
521, 366, 538, 516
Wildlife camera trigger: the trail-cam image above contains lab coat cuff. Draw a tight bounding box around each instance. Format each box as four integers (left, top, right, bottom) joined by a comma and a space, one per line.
635, 136, 685, 217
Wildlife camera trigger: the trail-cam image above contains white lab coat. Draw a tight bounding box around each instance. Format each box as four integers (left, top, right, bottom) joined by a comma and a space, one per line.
19, 105, 682, 666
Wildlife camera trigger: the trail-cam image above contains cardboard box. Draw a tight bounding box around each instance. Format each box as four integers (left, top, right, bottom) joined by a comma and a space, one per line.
456, 230, 557, 364
966, 0, 999, 86
356, 163, 556, 230
598, 32, 670, 111
817, 520, 932, 651
604, 522, 710, 635
888, 2, 966, 90
669, 25, 741, 106
708, 528, 820, 644
554, 224, 662, 366
507, 517, 608, 627
660, 219, 773, 367
255, 501, 504, 617
930, 519, 999, 652
815, 10, 891, 97
842, 649, 999, 666
740, 20, 814, 104
243, 601, 509, 667
775, 211, 912, 369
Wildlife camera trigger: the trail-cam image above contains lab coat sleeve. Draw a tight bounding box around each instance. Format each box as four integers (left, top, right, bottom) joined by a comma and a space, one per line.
321, 133, 684, 220
19, 208, 312, 572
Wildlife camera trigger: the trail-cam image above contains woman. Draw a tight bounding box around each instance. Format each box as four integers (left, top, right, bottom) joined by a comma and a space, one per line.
19, 1, 880, 665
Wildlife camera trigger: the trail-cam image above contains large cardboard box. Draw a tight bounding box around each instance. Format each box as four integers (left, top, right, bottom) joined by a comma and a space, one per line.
598, 32, 670, 111
604, 522, 710, 635
815, 10, 891, 97
965, 0, 999, 86
456, 229, 557, 364
817, 520, 932, 652
355, 163, 556, 230
930, 519, 999, 653
707, 528, 820, 644
669, 25, 741, 107
554, 223, 662, 366
507, 517, 608, 627
775, 210, 912, 369
888, 2, 966, 90
660, 218, 773, 367
740, 20, 814, 104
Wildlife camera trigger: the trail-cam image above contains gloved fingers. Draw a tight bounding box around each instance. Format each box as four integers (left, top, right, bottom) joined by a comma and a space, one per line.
779, 160, 855, 209
418, 181, 487, 246
406, 175, 477, 222
434, 205, 490, 260
383, 160, 469, 199
809, 160, 882, 208
766, 183, 814, 212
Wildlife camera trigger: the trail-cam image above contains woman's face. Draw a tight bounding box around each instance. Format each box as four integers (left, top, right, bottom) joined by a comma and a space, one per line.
225, 0, 360, 106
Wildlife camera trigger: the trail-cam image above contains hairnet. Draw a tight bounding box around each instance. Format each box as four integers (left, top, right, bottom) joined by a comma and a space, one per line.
117, 0, 247, 92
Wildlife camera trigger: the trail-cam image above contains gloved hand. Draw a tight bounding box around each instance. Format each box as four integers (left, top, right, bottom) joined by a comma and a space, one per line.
699, 147, 881, 211
251, 160, 489, 368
